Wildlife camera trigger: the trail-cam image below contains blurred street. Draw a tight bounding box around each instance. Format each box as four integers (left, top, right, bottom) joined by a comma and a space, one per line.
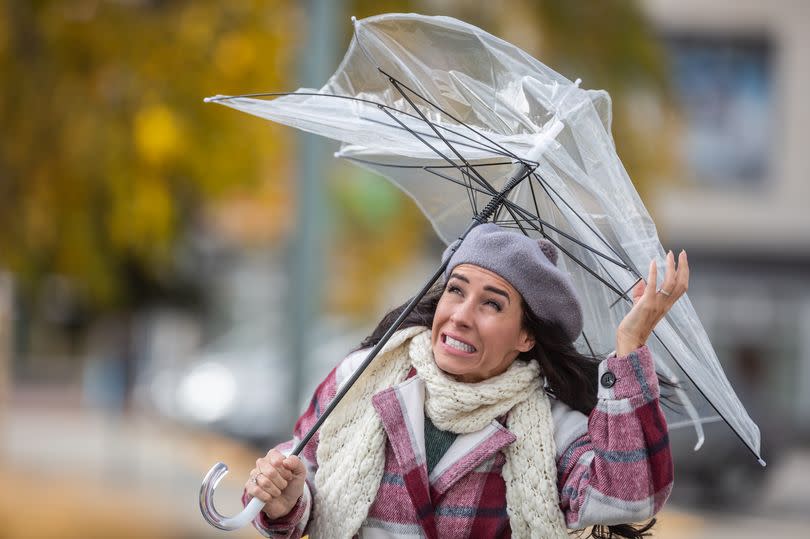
1, 388, 258, 539
657, 450, 810, 538
3, 388, 809, 538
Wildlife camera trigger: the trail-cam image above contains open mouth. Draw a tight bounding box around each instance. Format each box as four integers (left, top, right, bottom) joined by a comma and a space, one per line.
442, 333, 477, 353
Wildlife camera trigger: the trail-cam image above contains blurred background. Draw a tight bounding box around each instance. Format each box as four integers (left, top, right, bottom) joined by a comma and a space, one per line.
1, 0, 808, 537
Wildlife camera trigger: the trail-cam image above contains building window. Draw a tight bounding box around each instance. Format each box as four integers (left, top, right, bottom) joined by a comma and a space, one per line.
665, 35, 773, 187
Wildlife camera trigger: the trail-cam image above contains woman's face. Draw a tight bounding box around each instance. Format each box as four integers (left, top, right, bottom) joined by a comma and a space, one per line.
431, 264, 535, 383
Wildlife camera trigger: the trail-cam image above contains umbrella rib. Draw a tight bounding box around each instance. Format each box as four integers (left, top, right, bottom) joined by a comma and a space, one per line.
527, 175, 545, 236
499, 198, 630, 270
344, 158, 498, 199
530, 171, 637, 278
581, 330, 598, 358
386, 77, 500, 195
242, 88, 618, 270
495, 200, 532, 236
375, 89, 507, 219
377, 106, 489, 196
464, 164, 479, 215
420, 165, 532, 224
609, 278, 643, 309
383, 76, 543, 229
544, 238, 629, 301
378, 111, 496, 214
375, 70, 528, 164
648, 327, 762, 463
211, 92, 612, 254
495, 195, 530, 236
338, 157, 515, 170
534, 172, 630, 269
522, 174, 637, 274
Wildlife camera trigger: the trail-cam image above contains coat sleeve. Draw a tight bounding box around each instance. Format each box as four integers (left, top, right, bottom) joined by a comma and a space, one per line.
553, 345, 673, 529
242, 360, 342, 538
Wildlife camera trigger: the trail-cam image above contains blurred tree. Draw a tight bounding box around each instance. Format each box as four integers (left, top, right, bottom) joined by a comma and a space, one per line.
0, 0, 299, 312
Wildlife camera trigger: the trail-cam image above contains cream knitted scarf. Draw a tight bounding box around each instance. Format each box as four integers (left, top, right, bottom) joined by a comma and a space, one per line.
312, 327, 569, 538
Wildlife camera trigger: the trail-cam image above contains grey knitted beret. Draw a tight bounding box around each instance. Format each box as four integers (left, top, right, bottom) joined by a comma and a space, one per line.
442, 223, 583, 341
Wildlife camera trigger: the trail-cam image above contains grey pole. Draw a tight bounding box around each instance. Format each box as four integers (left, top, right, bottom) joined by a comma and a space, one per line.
286, 0, 342, 430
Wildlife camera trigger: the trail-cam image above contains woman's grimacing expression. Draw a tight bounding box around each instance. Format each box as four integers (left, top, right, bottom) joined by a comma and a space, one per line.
431, 264, 535, 383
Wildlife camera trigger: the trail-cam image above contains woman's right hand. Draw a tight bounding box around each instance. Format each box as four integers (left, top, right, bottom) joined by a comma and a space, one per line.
245, 449, 307, 520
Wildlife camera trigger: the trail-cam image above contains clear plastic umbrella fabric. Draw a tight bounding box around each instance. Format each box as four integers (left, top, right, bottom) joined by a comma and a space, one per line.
207, 13, 762, 463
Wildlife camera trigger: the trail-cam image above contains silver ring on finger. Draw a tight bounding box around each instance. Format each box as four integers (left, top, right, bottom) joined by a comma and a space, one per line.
657, 288, 672, 296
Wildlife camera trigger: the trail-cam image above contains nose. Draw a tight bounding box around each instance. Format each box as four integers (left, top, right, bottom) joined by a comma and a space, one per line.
449, 299, 474, 328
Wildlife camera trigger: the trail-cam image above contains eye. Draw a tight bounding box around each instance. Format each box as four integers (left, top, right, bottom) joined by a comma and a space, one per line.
485, 299, 503, 311
446, 284, 463, 295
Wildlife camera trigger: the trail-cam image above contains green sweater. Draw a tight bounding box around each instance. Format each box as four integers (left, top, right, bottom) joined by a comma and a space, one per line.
424, 414, 458, 475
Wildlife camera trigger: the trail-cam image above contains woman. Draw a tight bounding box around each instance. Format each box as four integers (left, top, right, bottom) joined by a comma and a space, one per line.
242, 223, 688, 538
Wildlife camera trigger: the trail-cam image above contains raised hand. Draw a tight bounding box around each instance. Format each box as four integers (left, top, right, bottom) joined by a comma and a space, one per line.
616, 250, 689, 357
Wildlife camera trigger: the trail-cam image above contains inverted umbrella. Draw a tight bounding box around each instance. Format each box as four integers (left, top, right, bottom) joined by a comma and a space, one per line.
199, 13, 764, 531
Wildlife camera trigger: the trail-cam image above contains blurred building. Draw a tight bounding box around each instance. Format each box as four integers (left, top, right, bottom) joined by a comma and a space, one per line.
640, 0, 810, 494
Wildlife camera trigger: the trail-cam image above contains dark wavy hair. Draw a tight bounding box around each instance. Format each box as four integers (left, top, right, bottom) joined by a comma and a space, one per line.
360, 281, 663, 539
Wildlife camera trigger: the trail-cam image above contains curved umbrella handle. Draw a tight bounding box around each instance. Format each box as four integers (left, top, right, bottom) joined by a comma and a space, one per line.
199, 461, 265, 530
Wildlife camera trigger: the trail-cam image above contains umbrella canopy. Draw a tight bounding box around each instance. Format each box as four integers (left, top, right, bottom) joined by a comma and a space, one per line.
206, 13, 762, 464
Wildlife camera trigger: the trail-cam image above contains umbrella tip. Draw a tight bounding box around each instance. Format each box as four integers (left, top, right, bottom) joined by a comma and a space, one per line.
758, 458, 767, 467
351, 15, 357, 24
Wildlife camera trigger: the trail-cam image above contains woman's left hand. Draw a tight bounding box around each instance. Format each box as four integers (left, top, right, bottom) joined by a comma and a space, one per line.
616, 250, 689, 357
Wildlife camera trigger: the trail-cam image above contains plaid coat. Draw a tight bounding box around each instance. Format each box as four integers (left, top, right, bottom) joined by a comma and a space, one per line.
244, 344, 672, 538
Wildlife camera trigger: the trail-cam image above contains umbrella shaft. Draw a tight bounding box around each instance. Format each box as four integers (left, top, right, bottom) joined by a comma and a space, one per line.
290, 261, 448, 456
475, 162, 532, 224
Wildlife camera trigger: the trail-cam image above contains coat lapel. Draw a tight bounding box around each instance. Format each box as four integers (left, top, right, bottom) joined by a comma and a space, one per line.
372, 377, 438, 539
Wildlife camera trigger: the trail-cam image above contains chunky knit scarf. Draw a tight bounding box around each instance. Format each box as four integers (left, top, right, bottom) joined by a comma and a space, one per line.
312, 327, 569, 538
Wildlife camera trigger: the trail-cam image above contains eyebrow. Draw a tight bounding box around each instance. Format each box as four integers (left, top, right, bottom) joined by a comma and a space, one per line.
448, 272, 512, 304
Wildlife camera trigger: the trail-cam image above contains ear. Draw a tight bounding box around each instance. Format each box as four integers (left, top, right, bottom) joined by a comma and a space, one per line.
517, 329, 536, 353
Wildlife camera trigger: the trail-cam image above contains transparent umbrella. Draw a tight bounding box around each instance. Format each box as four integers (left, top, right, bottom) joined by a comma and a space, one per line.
199, 13, 764, 531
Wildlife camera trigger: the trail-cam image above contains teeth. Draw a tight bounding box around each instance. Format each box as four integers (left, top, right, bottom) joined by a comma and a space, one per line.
446, 336, 476, 353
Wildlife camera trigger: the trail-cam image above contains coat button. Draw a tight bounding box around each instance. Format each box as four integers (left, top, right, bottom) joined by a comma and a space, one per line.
600, 371, 616, 388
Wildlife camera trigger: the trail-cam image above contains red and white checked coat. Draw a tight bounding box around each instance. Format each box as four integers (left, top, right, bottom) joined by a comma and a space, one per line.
243, 344, 672, 538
